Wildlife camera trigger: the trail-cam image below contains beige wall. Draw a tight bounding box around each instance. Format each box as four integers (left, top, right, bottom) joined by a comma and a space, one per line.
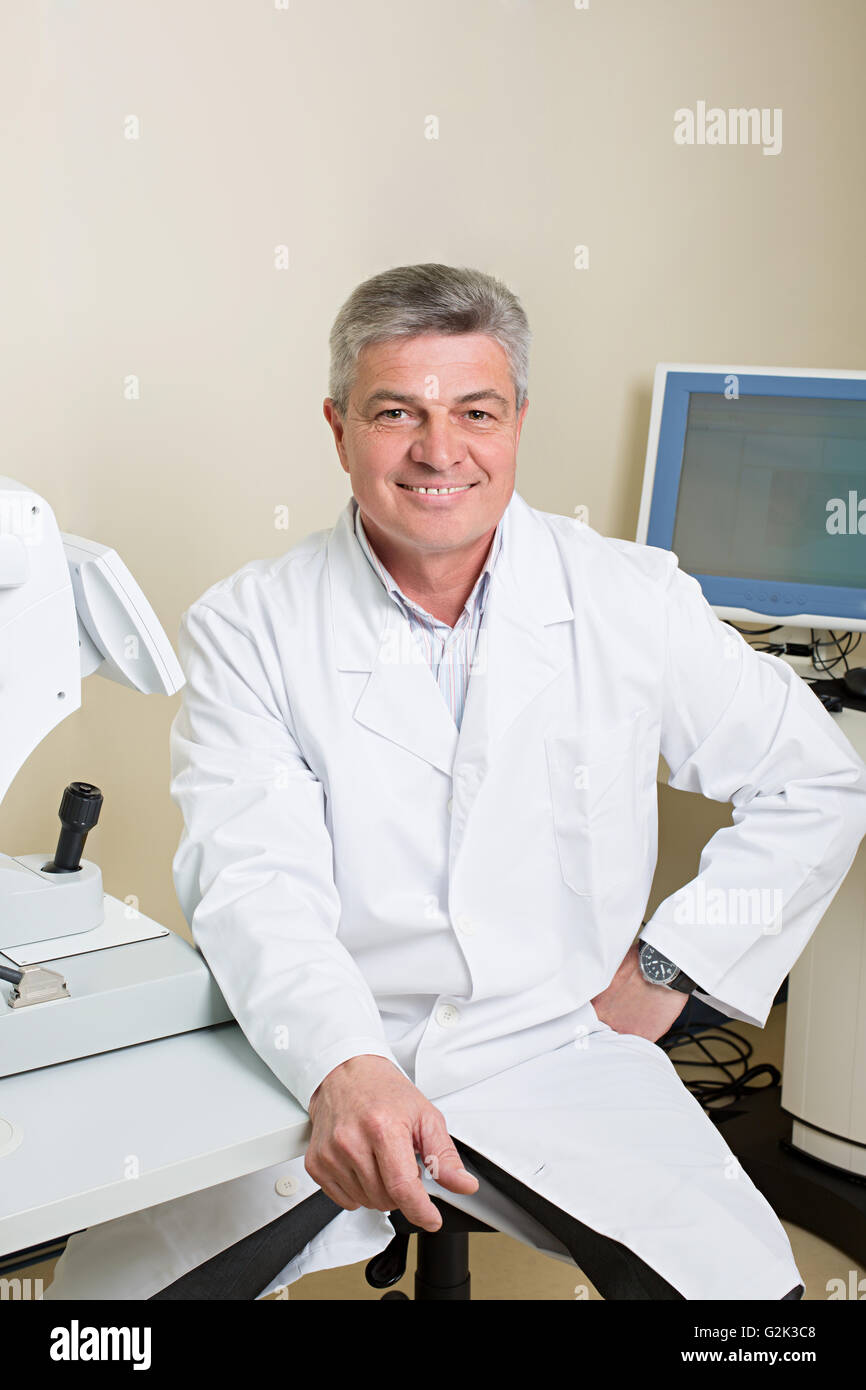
3, 0, 864, 938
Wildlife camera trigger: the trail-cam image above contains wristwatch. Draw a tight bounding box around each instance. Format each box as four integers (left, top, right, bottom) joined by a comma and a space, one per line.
638, 940, 701, 995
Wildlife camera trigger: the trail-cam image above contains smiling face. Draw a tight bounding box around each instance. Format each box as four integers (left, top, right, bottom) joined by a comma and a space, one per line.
323, 333, 528, 559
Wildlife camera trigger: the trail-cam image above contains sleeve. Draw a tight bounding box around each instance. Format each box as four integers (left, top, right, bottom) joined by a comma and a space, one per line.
639, 557, 866, 1028
169, 598, 408, 1112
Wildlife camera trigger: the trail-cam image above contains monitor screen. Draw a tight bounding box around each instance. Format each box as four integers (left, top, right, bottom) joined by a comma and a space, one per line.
672, 392, 866, 590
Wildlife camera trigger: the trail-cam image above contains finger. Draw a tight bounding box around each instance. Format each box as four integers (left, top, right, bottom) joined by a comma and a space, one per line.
344, 1158, 392, 1212
321, 1139, 393, 1212
418, 1116, 479, 1196
376, 1130, 443, 1231
316, 1173, 360, 1212
349, 1151, 398, 1213
309, 1152, 366, 1209
351, 1128, 437, 1214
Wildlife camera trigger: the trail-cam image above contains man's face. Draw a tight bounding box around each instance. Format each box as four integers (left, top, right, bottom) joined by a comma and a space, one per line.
323, 333, 528, 555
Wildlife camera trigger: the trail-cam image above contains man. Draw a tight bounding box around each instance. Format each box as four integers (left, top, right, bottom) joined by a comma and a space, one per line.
46, 263, 866, 1300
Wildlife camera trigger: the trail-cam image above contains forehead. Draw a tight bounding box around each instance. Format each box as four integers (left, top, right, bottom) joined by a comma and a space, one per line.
354, 333, 512, 388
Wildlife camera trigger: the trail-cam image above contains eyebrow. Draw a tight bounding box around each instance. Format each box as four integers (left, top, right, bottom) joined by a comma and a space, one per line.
362, 388, 512, 413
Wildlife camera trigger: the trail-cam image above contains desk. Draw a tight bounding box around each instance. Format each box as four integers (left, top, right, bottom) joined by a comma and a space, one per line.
0, 1022, 309, 1259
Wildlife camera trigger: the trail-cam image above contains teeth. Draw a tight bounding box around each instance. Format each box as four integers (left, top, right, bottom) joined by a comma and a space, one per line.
401, 484, 472, 494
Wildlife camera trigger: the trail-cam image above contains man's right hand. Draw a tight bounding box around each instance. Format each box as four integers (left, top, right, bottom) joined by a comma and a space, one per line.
305, 1054, 479, 1232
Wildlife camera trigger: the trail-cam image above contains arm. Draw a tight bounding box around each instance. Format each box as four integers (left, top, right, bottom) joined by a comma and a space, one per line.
169, 598, 404, 1112
639, 558, 866, 1028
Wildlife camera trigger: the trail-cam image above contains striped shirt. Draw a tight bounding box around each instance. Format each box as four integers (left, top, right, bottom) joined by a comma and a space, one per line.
353, 499, 501, 730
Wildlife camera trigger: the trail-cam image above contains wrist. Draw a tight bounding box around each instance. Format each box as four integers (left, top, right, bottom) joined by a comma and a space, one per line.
310, 1053, 398, 1110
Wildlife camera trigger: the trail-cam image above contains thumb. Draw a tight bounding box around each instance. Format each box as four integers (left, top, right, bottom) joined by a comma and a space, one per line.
417, 1112, 479, 1194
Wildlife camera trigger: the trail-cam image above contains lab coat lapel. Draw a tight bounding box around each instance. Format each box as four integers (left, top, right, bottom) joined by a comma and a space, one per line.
453, 491, 576, 784
326, 498, 459, 775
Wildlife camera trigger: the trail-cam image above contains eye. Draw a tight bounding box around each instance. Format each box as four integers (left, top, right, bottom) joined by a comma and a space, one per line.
375, 406, 493, 422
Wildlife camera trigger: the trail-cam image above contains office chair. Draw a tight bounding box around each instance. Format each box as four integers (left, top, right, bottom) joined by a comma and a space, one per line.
365, 1198, 498, 1300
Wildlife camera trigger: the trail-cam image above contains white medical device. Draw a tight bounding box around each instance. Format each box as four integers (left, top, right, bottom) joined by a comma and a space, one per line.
0, 478, 233, 1089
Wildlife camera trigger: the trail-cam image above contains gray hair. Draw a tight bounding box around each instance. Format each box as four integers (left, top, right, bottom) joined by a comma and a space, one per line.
327, 263, 531, 417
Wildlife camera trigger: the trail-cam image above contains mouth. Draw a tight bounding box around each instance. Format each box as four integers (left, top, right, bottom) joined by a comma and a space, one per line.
396, 482, 477, 497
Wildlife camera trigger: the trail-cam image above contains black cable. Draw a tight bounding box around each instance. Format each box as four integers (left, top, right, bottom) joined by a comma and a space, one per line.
725, 620, 863, 675
811, 628, 862, 676
725, 621, 783, 637
657, 996, 780, 1115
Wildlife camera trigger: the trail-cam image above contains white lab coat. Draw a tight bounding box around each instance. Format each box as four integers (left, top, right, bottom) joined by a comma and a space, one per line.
46, 490, 866, 1301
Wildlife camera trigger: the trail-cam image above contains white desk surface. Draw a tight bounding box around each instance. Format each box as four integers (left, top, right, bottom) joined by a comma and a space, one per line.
0, 1023, 310, 1258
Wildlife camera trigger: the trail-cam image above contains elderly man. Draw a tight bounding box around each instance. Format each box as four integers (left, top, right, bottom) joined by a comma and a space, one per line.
47, 263, 866, 1301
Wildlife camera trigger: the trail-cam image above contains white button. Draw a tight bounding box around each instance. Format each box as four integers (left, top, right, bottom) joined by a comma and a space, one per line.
435, 1003, 460, 1027
275, 1175, 299, 1197
454, 913, 476, 936
446, 798, 453, 814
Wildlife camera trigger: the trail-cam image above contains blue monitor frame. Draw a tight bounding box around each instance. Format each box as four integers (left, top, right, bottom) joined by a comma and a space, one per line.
636, 365, 866, 633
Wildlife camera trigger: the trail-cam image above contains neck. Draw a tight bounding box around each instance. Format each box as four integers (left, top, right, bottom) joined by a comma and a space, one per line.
360, 511, 496, 626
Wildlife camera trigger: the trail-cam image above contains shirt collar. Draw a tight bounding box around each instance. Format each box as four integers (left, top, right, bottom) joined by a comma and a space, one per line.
352, 497, 502, 627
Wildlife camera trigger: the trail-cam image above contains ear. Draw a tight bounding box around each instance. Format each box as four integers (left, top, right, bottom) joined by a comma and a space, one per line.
323, 398, 350, 473
515, 396, 529, 444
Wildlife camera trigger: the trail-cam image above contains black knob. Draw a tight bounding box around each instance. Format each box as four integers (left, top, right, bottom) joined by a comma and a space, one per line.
42, 782, 103, 874
364, 1233, 411, 1289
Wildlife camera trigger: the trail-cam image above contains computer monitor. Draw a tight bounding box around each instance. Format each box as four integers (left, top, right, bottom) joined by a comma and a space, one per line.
636, 365, 866, 634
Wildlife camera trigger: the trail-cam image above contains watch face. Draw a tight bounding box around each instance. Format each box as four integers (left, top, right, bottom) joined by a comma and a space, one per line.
640, 944, 679, 986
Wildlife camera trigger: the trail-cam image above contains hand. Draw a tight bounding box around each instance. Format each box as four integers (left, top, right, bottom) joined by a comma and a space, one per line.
590, 942, 689, 1041
306, 1054, 479, 1232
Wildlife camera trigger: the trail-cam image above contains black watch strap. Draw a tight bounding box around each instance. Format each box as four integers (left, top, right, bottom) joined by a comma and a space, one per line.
668, 969, 699, 995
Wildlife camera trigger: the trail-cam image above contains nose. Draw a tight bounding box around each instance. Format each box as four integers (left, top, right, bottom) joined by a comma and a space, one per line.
408, 410, 468, 471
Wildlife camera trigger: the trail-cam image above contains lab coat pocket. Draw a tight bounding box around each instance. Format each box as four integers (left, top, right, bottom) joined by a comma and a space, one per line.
545, 714, 642, 898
